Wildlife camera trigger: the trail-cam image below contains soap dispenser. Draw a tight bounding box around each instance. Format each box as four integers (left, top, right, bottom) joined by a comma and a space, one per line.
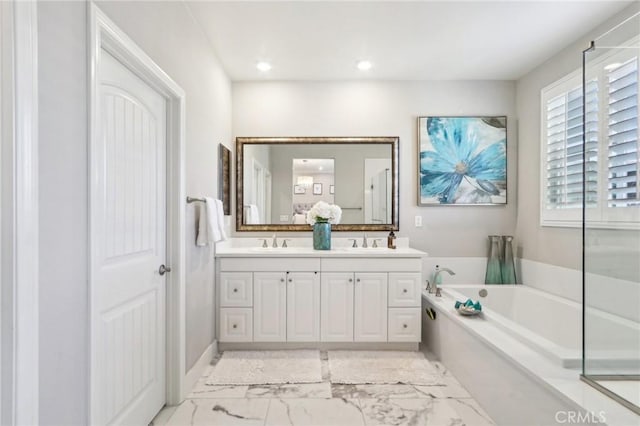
387, 231, 396, 249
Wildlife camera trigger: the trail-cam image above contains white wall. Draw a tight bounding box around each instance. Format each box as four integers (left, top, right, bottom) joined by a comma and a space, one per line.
38, 1, 231, 424
38, 3, 88, 424
515, 2, 640, 273
233, 81, 517, 256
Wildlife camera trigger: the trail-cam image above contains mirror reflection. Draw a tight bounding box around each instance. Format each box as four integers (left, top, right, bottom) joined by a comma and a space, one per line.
291, 158, 335, 224
237, 137, 399, 231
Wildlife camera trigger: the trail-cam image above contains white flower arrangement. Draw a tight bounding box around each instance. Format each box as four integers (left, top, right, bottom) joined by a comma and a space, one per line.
306, 201, 342, 225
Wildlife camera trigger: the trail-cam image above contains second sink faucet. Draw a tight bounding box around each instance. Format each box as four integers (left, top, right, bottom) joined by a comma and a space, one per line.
362, 233, 368, 248
272, 233, 278, 248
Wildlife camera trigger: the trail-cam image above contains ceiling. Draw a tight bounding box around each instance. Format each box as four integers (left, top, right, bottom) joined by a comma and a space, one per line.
186, 0, 633, 81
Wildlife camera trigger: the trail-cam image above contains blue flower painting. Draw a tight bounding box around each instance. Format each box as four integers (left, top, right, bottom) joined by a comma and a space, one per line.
419, 116, 507, 205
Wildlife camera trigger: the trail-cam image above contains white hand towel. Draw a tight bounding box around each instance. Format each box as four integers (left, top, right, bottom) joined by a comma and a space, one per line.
214, 198, 227, 241
196, 202, 210, 247
247, 204, 260, 224
204, 197, 221, 243
196, 197, 226, 246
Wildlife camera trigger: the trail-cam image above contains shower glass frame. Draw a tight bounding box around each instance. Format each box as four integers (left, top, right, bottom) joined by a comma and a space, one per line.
580, 12, 640, 416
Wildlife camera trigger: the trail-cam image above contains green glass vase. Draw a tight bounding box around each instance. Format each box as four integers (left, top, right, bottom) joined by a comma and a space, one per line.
485, 235, 503, 284
313, 221, 331, 250
501, 236, 517, 284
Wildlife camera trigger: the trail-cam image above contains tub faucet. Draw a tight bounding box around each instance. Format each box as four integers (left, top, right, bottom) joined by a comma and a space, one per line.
432, 266, 455, 297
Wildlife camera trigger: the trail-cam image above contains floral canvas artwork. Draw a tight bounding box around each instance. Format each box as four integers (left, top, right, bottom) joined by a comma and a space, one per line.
418, 116, 507, 205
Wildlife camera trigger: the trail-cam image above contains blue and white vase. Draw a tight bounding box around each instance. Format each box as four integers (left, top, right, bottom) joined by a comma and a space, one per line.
313, 221, 331, 250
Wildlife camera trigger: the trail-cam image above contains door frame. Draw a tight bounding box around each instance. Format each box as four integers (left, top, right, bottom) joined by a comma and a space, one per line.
1, 1, 39, 425
88, 4, 187, 422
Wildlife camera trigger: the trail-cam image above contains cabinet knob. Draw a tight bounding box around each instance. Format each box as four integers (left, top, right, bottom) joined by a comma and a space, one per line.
288, 279, 293, 283
348, 278, 353, 283
356, 278, 361, 282
403, 324, 408, 329
280, 278, 285, 282
233, 288, 238, 293
403, 289, 407, 293
232, 324, 237, 329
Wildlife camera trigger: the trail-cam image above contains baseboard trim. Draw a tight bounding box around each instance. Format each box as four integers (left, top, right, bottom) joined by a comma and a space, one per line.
218, 342, 418, 351
183, 341, 216, 399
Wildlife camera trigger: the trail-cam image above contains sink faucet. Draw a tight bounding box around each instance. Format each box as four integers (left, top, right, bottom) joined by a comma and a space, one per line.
362, 233, 368, 248
431, 265, 455, 297
272, 233, 278, 248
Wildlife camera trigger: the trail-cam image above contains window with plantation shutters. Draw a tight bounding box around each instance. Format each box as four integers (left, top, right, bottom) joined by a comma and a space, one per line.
541, 38, 639, 229
544, 81, 598, 211
607, 57, 638, 208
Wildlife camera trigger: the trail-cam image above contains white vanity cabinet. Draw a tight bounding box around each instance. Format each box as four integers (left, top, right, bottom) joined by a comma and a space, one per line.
387, 272, 422, 342
320, 272, 355, 342
253, 272, 287, 341
216, 250, 426, 347
320, 272, 388, 342
219, 272, 254, 342
354, 273, 388, 342
287, 272, 321, 342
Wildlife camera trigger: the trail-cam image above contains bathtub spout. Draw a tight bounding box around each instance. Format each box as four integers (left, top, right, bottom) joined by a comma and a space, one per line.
432, 266, 456, 297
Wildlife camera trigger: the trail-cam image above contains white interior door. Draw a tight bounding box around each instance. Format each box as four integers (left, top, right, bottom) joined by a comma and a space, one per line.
92, 48, 167, 426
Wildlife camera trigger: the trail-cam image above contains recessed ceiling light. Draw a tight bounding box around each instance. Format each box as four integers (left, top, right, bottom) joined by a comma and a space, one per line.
256, 61, 272, 72
604, 62, 622, 71
357, 60, 373, 71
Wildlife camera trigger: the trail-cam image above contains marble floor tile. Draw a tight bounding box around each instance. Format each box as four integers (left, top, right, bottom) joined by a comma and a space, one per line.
165, 398, 269, 426
332, 384, 424, 399
246, 382, 331, 398
414, 377, 472, 399
359, 398, 464, 426
265, 398, 365, 426
445, 398, 495, 425
187, 379, 249, 398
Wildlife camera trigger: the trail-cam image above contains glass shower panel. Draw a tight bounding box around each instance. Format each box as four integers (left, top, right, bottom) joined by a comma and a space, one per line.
582, 12, 640, 415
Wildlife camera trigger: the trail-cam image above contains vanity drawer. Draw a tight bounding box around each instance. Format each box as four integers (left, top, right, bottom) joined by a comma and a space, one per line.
220, 272, 253, 307
220, 308, 253, 342
387, 308, 421, 342
321, 258, 421, 272
220, 258, 320, 272
388, 273, 422, 307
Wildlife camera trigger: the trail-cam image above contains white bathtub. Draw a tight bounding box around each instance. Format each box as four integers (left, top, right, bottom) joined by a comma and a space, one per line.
422, 285, 640, 425
437, 285, 640, 369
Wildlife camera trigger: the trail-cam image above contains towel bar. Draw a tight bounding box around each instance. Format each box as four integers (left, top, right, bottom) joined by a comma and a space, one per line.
187, 196, 206, 203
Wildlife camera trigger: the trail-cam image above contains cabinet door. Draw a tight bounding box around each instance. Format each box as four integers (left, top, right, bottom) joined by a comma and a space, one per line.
388, 272, 422, 307
321, 272, 354, 342
287, 272, 320, 342
220, 272, 253, 307
253, 272, 286, 341
354, 273, 388, 342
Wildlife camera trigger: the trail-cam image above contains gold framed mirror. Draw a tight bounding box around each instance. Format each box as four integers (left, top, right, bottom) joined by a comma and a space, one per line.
236, 136, 399, 232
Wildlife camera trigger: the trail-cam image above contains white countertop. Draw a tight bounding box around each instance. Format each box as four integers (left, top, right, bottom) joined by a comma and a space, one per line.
214, 237, 428, 258
215, 246, 427, 258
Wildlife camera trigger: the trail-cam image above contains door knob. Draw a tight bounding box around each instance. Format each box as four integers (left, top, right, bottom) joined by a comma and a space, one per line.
159, 264, 171, 275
